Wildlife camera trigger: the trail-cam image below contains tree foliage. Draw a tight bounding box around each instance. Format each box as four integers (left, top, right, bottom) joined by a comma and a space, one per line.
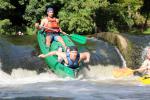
140, 0, 150, 28
58, 0, 102, 34
0, 0, 149, 35
0, 19, 12, 35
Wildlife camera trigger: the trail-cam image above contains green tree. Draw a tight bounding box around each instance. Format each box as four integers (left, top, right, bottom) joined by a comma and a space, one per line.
0, 0, 14, 34
0, 19, 12, 35
140, 0, 150, 28
58, 0, 104, 34
96, 0, 143, 32
0, 0, 147, 35
0, 0, 30, 26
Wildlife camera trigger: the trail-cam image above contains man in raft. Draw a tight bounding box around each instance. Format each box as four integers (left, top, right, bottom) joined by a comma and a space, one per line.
35, 7, 67, 50
38, 46, 90, 69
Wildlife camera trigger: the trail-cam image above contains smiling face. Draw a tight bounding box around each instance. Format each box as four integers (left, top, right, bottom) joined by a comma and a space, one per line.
67, 46, 78, 60
70, 51, 78, 60
47, 11, 54, 17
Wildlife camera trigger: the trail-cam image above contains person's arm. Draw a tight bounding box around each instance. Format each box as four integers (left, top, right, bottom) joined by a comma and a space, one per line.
35, 18, 47, 30
38, 51, 58, 58
84, 52, 90, 63
59, 28, 67, 34
39, 18, 46, 27
135, 67, 147, 72
80, 52, 90, 63
135, 60, 149, 72
35, 23, 39, 29
56, 18, 67, 34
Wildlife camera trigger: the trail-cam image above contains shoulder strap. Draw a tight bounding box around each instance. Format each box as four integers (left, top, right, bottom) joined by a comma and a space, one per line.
66, 52, 73, 66
73, 53, 80, 65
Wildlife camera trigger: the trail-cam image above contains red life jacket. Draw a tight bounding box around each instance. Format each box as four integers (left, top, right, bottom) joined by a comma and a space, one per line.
45, 17, 60, 33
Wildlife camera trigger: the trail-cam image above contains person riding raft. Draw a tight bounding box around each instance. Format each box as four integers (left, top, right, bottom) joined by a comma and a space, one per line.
35, 7, 67, 50
38, 46, 90, 69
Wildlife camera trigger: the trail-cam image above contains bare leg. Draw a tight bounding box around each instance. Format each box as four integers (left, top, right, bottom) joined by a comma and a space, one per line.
57, 46, 63, 62
46, 34, 52, 47
57, 36, 67, 49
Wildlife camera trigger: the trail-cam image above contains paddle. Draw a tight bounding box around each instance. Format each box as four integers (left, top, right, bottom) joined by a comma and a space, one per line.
67, 33, 87, 44
112, 67, 135, 78
39, 26, 87, 44
39, 26, 59, 32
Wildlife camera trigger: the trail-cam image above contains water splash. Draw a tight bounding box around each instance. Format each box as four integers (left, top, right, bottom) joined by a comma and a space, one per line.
0, 68, 71, 85
0, 59, 2, 69
141, 45, 150, 61
0, 36, 126, 83
79, 65, 115, 80
115, 47, 126, 67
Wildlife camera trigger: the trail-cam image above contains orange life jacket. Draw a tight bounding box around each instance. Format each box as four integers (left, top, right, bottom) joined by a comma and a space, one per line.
45, 17, 60, 33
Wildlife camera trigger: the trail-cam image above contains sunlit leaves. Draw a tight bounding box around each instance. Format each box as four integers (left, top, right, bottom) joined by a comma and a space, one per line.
0, 0, 15, 9
58, 0, 103, 34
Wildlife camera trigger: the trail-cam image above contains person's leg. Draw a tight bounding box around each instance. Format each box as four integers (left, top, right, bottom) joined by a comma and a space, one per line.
46, 33, 52, 48
57, 46, 63, 63
54, 35, 67, 49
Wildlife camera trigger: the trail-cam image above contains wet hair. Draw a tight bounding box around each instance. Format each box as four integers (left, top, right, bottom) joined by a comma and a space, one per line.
47, 8, 54, 12
67, 46, 78, 52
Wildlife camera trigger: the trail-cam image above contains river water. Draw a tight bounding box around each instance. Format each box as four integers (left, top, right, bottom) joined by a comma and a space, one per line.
0, 35, 150, 100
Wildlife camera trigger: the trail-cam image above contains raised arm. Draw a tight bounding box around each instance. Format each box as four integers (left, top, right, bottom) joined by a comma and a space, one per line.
80, 52, 90, 63
84, 52, 90, 63
38, 51, 58, 58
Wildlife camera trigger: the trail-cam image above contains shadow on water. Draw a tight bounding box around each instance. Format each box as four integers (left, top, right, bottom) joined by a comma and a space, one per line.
0, 36, 47, 74
1, 35, 37, 45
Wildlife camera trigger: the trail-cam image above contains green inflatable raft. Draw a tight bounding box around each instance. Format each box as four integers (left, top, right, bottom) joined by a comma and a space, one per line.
37, 30, 79, 78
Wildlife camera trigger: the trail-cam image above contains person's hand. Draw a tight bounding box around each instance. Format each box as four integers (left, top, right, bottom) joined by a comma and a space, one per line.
38, 54, 45, 58
83, 52, 90, 63
55, 29, 60, 32
60, 31, 67, 35
84, 59, 89, 63
62, 31, 67, 35
34, 23, 39, 28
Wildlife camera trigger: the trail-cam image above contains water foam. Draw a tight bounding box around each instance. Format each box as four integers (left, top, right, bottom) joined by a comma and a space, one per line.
115, 47, 126, 67
141, 46, 150, 60
0, 68, 73, 85
79, 64, 116, 80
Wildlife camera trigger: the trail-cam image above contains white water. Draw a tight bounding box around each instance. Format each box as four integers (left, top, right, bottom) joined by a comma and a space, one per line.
0, 67, 149, 100
0, 68, 66, 85
115, 47, 127, 67
0, 64, 118, 85
0, 37, 150, 100
141, 46, 150, 60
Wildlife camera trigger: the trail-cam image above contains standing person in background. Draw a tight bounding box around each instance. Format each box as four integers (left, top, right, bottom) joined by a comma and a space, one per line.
35, 7, 67, 50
